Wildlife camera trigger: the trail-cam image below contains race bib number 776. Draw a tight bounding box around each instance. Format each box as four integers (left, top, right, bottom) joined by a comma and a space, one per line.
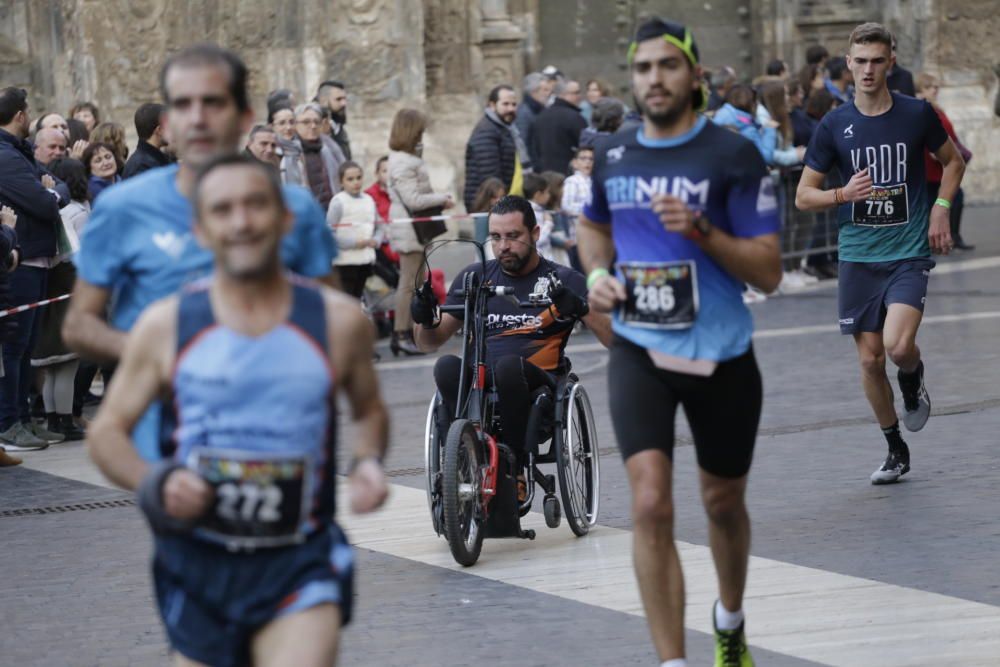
852, 184, 909, 227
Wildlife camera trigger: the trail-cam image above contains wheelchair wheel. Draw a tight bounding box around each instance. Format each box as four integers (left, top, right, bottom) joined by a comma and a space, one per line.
424, 393, 443, 535
442, 419, 485, 566
555, 383, 600, 537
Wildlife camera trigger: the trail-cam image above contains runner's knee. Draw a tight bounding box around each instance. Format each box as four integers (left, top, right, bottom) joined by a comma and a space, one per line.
858, 348, 886, 376
701, 482, 746, 526
631, 483, 674, 533
885, 338, 916, 367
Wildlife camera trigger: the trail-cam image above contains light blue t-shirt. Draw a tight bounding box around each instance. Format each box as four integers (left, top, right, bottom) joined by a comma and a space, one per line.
584, 117, 780, 362
77, 164, 337, 458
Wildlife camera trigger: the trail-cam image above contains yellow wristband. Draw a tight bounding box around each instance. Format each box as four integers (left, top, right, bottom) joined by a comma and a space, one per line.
586, 268, 610, 289
934, 197, 951, 210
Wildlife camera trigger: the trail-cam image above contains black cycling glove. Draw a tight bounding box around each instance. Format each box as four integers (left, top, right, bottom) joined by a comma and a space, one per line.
548, 272, 589, 319
410, 279, 440, 328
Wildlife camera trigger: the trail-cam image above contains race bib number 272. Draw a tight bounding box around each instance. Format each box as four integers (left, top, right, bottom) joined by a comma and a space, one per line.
191, 448, 311, 549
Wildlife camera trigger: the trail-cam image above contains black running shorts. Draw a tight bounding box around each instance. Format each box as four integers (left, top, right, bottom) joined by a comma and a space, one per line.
608, 336, 763, 478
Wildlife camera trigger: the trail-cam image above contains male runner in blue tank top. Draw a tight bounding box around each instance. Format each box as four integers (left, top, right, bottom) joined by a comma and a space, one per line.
796, 23, 966, 484
88, 155, 388, 667
577, 18, 781, 667
65, 44, 337, 461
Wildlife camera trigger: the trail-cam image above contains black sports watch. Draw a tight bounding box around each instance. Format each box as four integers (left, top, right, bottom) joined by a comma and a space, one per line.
685, 212, 712, 241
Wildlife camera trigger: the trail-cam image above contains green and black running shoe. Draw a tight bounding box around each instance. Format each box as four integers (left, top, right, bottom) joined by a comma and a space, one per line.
713, 601, 754, 667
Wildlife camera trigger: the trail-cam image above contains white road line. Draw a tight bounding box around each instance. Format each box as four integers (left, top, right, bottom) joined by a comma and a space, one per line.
376, 309, 1000, 371
340, 483, 1000, 667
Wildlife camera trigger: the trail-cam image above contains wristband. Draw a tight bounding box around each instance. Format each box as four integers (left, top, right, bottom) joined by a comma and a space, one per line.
137, 461, 201, 535
934, 197, 951, 210
586, 268, 610, 289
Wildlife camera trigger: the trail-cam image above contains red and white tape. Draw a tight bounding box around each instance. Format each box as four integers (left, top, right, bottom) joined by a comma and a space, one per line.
332, 209, 570, 227
0, 293, 70, 319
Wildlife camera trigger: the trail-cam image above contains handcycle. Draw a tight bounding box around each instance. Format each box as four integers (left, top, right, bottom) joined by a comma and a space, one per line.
421, 240, 601, 566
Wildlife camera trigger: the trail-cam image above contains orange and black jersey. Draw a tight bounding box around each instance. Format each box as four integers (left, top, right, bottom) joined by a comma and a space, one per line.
445, 259, 586, 373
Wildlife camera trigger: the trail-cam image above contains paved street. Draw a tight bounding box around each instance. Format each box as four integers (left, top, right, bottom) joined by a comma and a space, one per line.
2, 207, 999, 666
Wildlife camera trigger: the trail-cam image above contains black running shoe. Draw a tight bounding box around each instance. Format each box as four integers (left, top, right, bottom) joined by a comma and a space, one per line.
870, 446, 911, 485
898, 361, 930, 432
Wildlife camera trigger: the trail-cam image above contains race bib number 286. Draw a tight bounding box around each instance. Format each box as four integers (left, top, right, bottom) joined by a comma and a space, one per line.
617, 261, 698, 330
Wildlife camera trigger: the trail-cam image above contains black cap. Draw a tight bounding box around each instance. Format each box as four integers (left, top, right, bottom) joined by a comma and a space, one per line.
629, 18, 700, 67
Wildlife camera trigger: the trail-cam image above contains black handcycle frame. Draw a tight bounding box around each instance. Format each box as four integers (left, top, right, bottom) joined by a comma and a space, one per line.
422, 240, 600, 566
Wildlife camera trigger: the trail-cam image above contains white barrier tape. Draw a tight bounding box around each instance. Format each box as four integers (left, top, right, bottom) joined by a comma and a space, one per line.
0, 293, 70, 319
332, 210, 573, 228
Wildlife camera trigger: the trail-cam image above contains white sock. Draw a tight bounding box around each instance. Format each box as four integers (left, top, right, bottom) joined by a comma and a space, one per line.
661, 660, 687, 667
714, 600, 745, 631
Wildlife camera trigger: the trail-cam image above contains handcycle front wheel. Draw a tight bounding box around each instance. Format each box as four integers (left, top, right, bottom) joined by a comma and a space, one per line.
442, 418, 486, 566
555, 383, 600, 537
424, 392, 443, 535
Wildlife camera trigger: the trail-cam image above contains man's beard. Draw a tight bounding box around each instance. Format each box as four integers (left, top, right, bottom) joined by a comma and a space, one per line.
500, 111, 516, 124
330, 108, 347, 125
633, 88, 692, 128
498, 246, 534, 274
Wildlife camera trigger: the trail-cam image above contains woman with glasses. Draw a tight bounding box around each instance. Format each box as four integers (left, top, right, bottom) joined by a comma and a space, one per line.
269, 104, 308, 188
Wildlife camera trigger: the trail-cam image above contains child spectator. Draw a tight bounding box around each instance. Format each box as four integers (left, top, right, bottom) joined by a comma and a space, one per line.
470, 177, 507, 244
522, 173, 555, 261
328, 161, 378, 298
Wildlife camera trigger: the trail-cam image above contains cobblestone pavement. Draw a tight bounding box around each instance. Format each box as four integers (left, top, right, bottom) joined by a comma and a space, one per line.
2, 209, 998, 666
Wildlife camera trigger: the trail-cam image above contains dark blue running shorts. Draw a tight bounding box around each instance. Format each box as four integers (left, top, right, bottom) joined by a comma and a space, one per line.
838, 258, 935, 335
152, 523, 354, 667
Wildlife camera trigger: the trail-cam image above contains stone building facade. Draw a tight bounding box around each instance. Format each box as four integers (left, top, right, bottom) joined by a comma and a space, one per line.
1, 0, 997, 202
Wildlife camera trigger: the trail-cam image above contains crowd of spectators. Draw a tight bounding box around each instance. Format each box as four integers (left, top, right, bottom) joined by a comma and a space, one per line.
0, 37, 984, 462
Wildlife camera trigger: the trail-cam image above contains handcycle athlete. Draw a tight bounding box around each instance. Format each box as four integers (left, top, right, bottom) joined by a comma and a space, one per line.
411, 195, 612, 564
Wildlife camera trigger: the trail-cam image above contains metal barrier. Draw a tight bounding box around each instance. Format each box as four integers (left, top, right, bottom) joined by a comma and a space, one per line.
777, 166, 842, 267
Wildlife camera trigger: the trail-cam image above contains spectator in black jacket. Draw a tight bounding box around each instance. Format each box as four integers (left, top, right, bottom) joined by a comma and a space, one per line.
886, 36, 916, 97
532, 79, 587, 175
122, 103, 170, 179
0, 87, 65, 450
463, 85, 521, 211
0, 206, 20, 465
515, 72, 552, 168
316, 80, 352, 160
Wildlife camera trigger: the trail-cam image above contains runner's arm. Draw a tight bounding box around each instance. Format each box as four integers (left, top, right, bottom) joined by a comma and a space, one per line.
414, 313, 462, 352
576, 216, 615, 275
931, 138, 966, 207
699, 230, 782, 293
794, 166, 838, 211
62, 278, 128, 362
577, 216, 627, 313
581, 309, 613, 348
87, 300, 176, 491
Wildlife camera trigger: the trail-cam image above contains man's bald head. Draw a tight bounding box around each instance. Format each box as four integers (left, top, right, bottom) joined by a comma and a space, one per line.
34, 127, 68, 166
38, 113, 69, 138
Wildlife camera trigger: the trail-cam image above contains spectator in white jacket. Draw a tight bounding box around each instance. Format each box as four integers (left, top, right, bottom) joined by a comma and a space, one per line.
386, 109, 454, 356
327, 161, 378, 299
